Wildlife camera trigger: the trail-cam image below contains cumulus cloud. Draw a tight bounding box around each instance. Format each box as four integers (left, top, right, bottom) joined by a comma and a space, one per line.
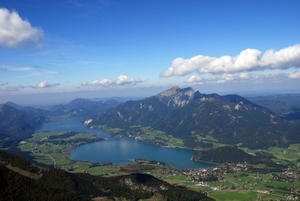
161, 44, 300, 77
205, 72, 298, 85
0, 8, 44, 48
217, 72, 249, 83
37, 81, 60, 88
84, 75, 142, 87
0, 82, 61, 92
187, 71, 298, 85
91, 78, 114, 87
186, 75, 203, 84
289, 71, 300, 79
116, 75, 142, 85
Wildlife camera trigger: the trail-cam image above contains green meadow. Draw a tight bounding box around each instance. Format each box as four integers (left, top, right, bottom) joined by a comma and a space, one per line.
18, 131, 117, 175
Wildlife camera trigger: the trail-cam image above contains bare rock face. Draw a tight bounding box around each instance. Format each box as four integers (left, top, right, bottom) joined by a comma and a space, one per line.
155, 86, 195, 108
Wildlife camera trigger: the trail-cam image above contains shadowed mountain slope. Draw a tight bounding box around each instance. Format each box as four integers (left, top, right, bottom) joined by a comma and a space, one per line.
0, 150, 213, 201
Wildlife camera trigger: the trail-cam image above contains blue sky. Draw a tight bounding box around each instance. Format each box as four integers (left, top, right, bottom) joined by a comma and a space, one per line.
0, 0, 300, 104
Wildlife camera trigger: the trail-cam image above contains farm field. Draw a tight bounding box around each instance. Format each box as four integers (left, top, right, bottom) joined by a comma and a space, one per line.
163, 170, 299, 201
18, 131, 116, 175
266, 143, 300, 167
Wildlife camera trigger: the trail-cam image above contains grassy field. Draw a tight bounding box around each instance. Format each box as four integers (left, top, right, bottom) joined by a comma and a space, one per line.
186, 169, 298, 200
160, 169, 296, 200
94, 124, 124, 133
19, 131, 116, 175
266, 143, 300, 167
164, 170, 297, 201
195, 134, 228, 149
139, 126, 186, 148
209, 189, 285, 201
96, 125, 187, 148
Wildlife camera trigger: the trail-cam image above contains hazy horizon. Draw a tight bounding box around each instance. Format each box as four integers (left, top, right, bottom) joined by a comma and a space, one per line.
1, 85, 300, 106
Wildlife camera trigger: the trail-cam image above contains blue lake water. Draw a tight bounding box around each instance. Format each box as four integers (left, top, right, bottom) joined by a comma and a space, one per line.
38, 119, 215, 169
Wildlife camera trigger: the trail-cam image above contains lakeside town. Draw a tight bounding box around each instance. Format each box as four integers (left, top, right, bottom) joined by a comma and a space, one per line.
149, 162, 300, 201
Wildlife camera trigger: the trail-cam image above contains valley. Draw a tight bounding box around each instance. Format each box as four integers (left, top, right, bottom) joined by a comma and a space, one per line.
16, 120, 300, 200
1, 86, 300, 200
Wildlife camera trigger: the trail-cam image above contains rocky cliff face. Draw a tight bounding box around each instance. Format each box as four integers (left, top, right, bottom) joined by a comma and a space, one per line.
155, 86, 195, 108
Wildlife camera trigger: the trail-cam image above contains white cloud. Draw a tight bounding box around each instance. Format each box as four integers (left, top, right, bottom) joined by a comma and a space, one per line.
217, 74, 235, 83
213, 72, 299, 85
0, 8, 44, 48
116, 75, 141, 85
217, 73, 250, 83
0, 82, 60, 92
88, 75, 142, 87
239, 72, 249, 79
289, 71, 300, 79
186, 75, 203, 84
161, 56, 213, 77
37, 81, 60, 88
91, 78, 114, 87
161, 44, 300, 77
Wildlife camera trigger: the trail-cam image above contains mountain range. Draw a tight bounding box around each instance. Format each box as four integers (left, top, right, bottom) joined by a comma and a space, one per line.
2, 87, 300, 150
88, 86, 300, 149
247, 94, 300, 121
0, 98, 121, 152
48, 98, 121, 119
0, 104, 46, 149
2, 87, 300, 200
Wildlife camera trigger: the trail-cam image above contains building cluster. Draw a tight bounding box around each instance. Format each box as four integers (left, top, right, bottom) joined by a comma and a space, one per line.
151, 163, 300, 200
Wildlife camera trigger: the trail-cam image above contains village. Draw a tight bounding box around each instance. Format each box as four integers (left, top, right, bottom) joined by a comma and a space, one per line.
150, 162, 300, 200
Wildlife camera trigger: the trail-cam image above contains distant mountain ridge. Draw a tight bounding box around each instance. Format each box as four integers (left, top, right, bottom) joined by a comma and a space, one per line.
0, 104, 46, 148
0, 98, 121, 151
2, 89, 300, 150
4, 98, 122, 120
247, 94, 300, 120
89, 86, 300, 149
49, 98, 121, 119
4, 101, 24, 110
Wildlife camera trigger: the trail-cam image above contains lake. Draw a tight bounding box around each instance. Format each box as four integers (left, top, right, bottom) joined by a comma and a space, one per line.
38, 119, 215, 169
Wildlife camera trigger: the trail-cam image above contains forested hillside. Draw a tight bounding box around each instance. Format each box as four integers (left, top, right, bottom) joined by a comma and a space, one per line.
0, 150, 213, 201
0, 104, 46, 148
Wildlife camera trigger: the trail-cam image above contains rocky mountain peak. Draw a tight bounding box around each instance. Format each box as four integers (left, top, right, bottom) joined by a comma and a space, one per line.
155, 86, 196, 108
